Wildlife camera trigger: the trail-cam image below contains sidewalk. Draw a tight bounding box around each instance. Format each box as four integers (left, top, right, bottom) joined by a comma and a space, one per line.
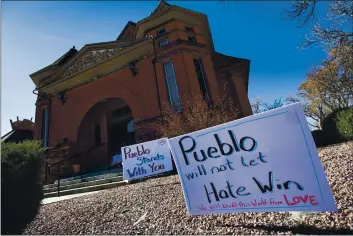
41, 190, 101, 205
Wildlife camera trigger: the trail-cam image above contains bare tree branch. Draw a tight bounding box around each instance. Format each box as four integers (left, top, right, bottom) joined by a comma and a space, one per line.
286, 0, 353, 50
286, 0, 317, 27
308, 122, 320, 130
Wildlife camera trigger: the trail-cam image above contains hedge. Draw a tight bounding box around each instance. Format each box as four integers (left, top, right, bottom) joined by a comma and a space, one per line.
312, 106, 353, 147
335, 106, 353, 141
1, 140, 45, 235
311, 130, 325, 147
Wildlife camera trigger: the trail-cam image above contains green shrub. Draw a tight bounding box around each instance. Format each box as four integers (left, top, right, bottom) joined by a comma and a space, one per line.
1, 140, 45, 235
322, 111, 341, 145
311, 130, 325, 147
335, 106, 353, 141
322, 106, 353, 145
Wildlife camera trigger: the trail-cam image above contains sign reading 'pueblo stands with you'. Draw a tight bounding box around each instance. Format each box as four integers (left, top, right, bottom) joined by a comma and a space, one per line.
122, 138, 173, 180
168, 103, 337, 215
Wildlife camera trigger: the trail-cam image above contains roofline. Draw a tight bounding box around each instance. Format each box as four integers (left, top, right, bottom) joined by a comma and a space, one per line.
116, 21, 137, 40
30, 47, 78, 77
32, 4, 205, 77
212, 52, 251, 92
29, 42, 115, 78
137, 5, 207, 26
214, 52, 250, 63
39, 37, 151, 90
51, 47, 78, 66
1, 130, 15, 141
1, 129, 34, 142
30, 64, 56, 77
134, 5, 208, 39
85, 39, 137, 48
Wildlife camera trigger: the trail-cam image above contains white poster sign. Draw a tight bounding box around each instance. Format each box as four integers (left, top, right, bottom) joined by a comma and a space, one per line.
122, 138, 173, 180
168, 103, 337, 215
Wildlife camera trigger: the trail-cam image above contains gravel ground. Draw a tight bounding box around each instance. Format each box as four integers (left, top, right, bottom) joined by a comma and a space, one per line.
24, 141, 353, 235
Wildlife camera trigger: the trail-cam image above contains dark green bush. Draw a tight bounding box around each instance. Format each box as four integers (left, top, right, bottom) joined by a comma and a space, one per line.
1, 140, 45, 235
311, 130, 325, 147
322, 106, 353, 145
335, 106, 353, 141
322, 111, 342, 145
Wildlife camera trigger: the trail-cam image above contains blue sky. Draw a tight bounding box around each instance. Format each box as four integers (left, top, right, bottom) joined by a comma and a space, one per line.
1, 1, 328, 135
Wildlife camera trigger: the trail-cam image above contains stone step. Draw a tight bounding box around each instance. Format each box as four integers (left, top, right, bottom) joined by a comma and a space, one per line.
44, 176, 123, 194
55, 169, 122, 183
44, 180, 127, 198
44, 172, 122, 189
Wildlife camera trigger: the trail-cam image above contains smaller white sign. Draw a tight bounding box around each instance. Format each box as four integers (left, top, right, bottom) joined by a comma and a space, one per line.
122, 138, 173, 180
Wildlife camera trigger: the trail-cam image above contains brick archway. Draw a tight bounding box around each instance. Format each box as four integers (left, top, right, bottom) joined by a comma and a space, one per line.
76, 97, 134, 172
67, 82, 144, 146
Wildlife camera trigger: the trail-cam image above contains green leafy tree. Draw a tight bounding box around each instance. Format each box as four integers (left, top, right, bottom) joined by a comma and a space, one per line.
287, 48, 353, 130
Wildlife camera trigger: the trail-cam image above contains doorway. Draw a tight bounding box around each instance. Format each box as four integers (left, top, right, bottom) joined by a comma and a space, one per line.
77, 98, 135, 170
107, 105, 135, 157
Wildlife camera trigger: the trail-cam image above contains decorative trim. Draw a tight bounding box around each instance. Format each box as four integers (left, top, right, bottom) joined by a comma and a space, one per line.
60, 48, 121, 79
41, 39, 150, 89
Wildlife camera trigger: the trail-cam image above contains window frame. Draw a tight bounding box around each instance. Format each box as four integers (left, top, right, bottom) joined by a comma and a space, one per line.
193, 58, 211, 104
41, 108, 49, 147
188, 36, 197, 44
158, 38, 169, 47
163, 61, 181, 110
185, 26, 193, 32
156, 28, 166, 36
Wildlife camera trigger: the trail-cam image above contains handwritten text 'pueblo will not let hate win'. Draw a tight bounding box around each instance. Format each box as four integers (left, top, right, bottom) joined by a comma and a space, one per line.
177, 130, 309, 205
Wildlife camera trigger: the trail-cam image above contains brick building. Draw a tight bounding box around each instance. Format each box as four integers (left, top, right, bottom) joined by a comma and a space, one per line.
1, 118, 34, 144
30, 0, 252, 178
